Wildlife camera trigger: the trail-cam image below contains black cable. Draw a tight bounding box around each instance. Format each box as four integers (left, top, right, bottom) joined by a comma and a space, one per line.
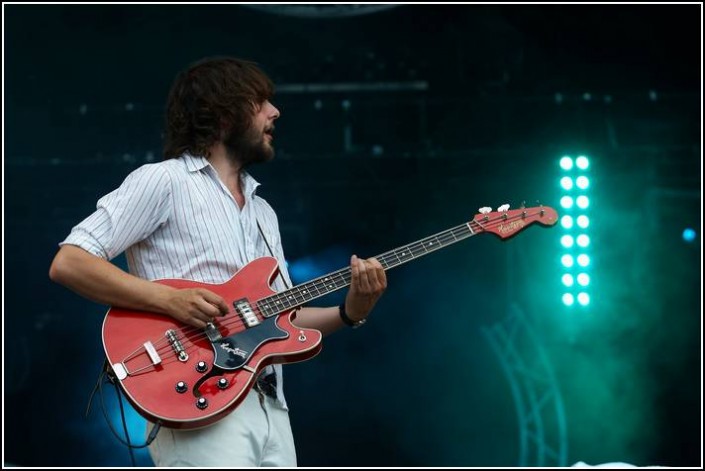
116, 383, 136, 466
85, 361, 162, 466
85, 360, 109, 418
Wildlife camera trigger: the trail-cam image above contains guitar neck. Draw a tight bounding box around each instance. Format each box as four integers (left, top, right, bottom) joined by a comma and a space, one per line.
256, 220, 483, 317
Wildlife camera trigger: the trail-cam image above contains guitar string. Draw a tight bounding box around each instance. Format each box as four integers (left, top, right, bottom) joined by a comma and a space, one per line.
118, 209, 552, 366
125, 208, 549, 364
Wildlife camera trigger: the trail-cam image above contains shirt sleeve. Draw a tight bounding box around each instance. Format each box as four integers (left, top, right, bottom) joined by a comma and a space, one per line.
60, 164, 172, 260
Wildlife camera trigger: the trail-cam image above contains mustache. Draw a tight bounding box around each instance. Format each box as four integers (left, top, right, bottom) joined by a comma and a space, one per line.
264, 125, 275, 134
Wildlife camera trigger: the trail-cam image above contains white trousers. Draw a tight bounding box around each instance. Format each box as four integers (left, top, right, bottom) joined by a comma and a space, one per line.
146, 389, 297, 467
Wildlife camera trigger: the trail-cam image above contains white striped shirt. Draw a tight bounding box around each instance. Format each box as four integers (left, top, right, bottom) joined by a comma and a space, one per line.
61, 152, 292, 409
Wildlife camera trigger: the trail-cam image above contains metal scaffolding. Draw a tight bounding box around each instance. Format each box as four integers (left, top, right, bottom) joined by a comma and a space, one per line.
482, 303, 568, 467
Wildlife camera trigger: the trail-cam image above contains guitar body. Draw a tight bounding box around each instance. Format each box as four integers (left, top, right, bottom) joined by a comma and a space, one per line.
102, 257, 323, 430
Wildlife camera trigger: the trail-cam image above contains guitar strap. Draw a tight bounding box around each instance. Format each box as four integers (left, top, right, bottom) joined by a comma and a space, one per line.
256, 219, 292, 290
255, 218, 289, 392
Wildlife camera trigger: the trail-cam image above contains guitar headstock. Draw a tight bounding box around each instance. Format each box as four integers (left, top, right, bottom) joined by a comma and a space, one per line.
473, 204, 558, 239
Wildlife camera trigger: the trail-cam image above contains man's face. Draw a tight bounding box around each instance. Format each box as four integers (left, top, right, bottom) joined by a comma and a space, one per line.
224, 100, 280, 167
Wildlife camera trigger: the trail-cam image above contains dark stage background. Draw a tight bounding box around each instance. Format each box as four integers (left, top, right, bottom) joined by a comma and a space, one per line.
3, 4, 701, 467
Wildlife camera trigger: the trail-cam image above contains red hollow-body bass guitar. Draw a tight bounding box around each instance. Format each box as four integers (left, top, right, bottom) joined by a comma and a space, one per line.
102, 204, 557, 429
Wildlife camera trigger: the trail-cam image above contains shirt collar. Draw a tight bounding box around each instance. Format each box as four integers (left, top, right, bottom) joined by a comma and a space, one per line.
181, 152, 261, 198
182, 152, 210, 173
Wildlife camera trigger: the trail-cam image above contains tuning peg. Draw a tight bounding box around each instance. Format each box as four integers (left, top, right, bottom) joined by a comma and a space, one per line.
478, 207, 492, 214
498, 204, 510, 212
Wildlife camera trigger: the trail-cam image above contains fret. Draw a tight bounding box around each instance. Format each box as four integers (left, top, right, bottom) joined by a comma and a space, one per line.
320, 275, 337, 293
396, 247, 415, 263
304, 281, 321, 298
379, 257, 392, 270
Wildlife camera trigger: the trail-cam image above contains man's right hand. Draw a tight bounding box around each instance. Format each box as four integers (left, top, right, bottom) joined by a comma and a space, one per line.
165, 288, 230, 328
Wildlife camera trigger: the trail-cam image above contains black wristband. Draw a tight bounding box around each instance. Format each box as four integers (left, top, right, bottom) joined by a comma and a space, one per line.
339, 303, 366, 328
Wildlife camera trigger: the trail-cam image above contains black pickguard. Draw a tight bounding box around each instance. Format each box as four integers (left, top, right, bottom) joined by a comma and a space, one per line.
211, 316, 288, 370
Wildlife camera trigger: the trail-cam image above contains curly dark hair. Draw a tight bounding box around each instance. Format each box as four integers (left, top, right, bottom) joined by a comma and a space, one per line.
163, 57, 275, 159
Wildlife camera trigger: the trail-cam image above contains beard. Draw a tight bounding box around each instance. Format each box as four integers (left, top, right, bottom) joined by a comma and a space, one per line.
222, 124, 275, 169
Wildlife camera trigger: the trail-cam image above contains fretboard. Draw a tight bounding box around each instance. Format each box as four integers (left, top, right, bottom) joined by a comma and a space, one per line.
255, 220, 485, 317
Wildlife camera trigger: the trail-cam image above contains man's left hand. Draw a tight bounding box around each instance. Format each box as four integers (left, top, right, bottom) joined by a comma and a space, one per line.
345, 255, 387, 322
